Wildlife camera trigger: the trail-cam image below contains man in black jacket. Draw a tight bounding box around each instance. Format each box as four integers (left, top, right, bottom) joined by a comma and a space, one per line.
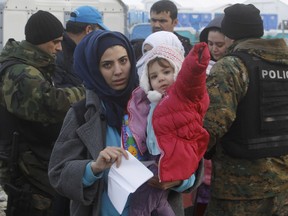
54, 5, 109, 87
131, 0, 192, 60
149, 0, 192, 56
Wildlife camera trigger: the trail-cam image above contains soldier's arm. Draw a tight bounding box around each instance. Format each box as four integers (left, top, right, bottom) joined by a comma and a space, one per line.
2, 64, 85, 123
204, 56, 249, 149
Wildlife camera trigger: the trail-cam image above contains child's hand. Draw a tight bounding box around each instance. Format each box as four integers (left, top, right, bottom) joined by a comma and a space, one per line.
195, 42, 210, 64
186, 42, 210, 73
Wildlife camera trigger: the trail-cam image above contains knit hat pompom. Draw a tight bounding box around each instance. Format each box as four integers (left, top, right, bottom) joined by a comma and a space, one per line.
147, 90, 163, 103
140, 44, 184, 95
221, 4, 263, 40
25, 10, 64, 45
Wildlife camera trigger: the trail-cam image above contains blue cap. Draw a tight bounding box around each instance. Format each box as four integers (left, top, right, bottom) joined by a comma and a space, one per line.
69, 5, 109, 30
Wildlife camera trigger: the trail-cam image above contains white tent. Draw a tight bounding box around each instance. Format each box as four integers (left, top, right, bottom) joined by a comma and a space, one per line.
122, 0, 246, 11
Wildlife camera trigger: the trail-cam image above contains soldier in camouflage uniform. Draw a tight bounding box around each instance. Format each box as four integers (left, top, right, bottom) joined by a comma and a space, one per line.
0, 10, 85, 216
204, 4, 288, 216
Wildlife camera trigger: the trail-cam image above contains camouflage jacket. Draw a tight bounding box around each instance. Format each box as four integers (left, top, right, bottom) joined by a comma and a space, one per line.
0, 39, 85, 124
204, 38, 288, 200
0, 39, 85, 196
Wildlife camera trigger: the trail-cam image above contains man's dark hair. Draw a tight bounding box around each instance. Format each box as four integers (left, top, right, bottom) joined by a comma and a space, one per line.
150, 0, 178, 20
65, 20, 98, 34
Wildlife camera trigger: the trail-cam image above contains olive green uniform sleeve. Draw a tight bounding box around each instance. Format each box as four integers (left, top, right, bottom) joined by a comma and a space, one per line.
1, 64, 85, 123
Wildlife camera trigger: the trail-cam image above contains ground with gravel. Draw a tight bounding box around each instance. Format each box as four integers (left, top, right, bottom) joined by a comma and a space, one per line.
0, 186, 7, 216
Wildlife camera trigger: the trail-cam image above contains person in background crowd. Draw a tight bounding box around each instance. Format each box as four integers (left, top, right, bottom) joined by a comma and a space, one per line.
149, 0, 192, 56
128, 42, 210, 216
131, 0, 192, 60
193, 14, 226, 216
199, 14, 226, 74
204, 4, 288, 216
136, 30, 184, 77
0, 10, 85, 216
54, 5, 109, 87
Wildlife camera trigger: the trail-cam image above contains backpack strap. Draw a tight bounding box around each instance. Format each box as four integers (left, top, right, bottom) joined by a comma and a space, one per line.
0, 59, 23, 76
0, 59, 24, 160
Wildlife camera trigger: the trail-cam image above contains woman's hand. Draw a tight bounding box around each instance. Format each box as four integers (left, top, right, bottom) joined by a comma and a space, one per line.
90, 146, 129, 174
148, 176, 182, 190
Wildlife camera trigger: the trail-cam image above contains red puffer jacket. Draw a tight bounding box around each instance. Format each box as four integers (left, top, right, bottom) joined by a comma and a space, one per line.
153, 42, 210, 182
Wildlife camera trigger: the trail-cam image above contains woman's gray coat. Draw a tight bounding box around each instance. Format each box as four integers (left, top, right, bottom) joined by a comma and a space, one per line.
48, 90, 203, 216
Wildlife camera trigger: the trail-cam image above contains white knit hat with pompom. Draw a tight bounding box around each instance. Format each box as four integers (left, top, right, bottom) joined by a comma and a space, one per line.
140, 44, 184, 102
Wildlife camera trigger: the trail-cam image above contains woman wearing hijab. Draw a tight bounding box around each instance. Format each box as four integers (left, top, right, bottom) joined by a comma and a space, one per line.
48, 30, 138, 216
48, 30, 188, 216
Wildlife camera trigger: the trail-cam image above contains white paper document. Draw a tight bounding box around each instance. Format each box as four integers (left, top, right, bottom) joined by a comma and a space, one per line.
108, 150, 154, 214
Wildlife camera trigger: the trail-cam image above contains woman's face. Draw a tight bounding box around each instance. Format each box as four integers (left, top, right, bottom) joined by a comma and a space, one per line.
99, 45, 131, 90
207, 30, 226, 61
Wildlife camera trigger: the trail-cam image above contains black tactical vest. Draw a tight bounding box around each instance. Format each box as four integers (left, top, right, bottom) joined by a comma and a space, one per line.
221, 51, 288, 159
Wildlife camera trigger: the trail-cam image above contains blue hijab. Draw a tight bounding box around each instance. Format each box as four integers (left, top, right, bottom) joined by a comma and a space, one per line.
74, 30, 138, 132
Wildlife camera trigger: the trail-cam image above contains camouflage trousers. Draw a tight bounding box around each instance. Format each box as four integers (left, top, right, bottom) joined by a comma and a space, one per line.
205, 191, 288, 216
